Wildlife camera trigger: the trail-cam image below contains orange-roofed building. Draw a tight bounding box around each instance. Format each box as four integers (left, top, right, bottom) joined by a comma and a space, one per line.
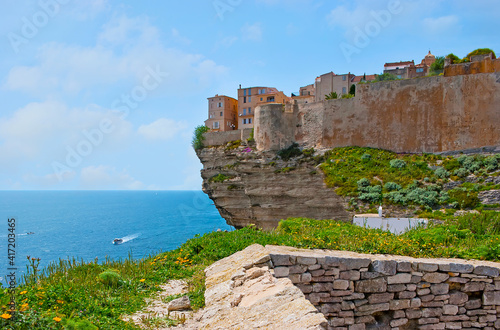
237, 86, 290, 129
205, 95, 238, 132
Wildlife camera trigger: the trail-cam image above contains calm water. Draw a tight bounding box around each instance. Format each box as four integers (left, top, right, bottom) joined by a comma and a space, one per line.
0, 191, 231, 285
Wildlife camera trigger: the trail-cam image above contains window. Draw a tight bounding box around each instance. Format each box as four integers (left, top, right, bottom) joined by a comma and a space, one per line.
244, 97, 246, 103
218, 102, 222, 108
342, 87, 347, 94
244, 89, 247, 96
416, 68, 424, 73
248, 107, 251, 114
209, 113, 214, 119
220, 112, 223, 116
260, 97, 263, 101
397, 75, 402, 79
258, 88, 266, 94
248, 118, 252, 124
267, 96, 275, 102
243, 119, 247, 124
343, 75, 346, 81
213, 122, 219, 129
243, 108, 246, 115
247, 88, 251, 96
248, 96, 251, 102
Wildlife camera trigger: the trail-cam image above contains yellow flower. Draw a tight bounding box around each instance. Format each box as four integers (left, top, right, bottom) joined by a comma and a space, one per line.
20, 290, 28, 295
1, 313, 12, 319
139, 279, 145, 282
53, 317, 62, 322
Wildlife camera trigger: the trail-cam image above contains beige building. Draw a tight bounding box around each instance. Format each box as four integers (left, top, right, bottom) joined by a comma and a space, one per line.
205, 95, 238, 132
237, 86, 290, 129
315, 72, 355, 102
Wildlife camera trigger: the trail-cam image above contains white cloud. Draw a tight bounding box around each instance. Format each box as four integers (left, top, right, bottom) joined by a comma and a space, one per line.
423, 15, 459, 33
80, 165, 145, 190
138, 118, 187, 141
0, 100, 133, 169
172, 28, 191, 45
242, 22, 263, 42
4, 14, 228, 96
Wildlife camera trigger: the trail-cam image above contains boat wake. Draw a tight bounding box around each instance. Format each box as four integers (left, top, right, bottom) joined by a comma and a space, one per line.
112, 233, 140, 245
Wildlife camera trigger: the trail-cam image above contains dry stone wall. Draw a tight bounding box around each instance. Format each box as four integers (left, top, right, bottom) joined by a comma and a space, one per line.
258, 245, 500, 330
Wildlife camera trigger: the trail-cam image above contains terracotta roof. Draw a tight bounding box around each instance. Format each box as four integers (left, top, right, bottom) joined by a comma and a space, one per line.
351, 74, 377, 83
384, 61, 414, 67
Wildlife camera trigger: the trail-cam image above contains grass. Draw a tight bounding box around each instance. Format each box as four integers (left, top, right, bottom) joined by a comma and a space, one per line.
3, 214, 500, 329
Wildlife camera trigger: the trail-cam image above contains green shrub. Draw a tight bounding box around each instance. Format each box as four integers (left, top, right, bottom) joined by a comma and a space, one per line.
302, 148, 315, 157
454, 168, 469, 178
357, 178, 371, 190
210, 174, 231, 183
361, 153, 371, 161
435, 167, 450, 179
192, 125, 210, 150
325, 92, 338, 100
277, 143, 302, 161
384, 182, 401, 191
247, 128, 255, 143
341, 93, 354, 99
449, 189, 480, 209
390, 159, 406, 168
98, 270, 122, 288
225, 140, 241, 150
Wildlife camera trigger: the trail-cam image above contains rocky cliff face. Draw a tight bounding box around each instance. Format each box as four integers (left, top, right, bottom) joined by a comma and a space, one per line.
197, 144, 350, 230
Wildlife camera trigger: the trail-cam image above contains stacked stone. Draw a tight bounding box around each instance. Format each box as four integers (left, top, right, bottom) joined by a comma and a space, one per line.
269, 253, 500, 330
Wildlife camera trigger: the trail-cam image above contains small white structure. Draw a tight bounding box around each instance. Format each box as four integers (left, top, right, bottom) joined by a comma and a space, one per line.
378, 205, 383, 217
353, 215, 428, 235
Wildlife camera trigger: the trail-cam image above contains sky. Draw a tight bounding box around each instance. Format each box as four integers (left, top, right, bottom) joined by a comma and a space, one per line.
0, 0, 499, 190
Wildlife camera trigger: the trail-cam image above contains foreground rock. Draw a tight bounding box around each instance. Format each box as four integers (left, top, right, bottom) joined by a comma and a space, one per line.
177, 244, 327, 329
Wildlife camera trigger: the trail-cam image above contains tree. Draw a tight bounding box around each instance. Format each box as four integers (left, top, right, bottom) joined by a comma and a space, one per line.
430, 56, 445, 75
375, 73, 398, 82
349, 84, 356, 96
325, 92, 338, 100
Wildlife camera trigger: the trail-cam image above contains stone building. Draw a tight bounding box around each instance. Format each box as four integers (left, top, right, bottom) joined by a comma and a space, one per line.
237, 86, 290, 129
384, 51, 436, 79
204, 95, 238, 131
315, 72, 356, 102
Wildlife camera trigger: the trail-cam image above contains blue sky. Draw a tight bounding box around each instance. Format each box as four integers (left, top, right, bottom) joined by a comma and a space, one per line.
1, 0, 499, 190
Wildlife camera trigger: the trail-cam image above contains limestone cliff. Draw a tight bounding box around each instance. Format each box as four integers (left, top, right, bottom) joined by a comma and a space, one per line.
197, 143, 350, 230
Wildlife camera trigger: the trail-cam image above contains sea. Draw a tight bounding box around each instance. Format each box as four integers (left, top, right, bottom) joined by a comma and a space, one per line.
0, 191, 232, 286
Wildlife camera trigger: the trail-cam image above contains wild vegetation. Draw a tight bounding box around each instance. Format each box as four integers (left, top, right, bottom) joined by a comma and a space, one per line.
320, 147, 500, 213
3, 214, 500, 329
191, 125, 210, 150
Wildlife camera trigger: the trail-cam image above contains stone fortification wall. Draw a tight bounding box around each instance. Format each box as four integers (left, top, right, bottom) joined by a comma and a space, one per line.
255, 72, 500, 154
445, 57, 500, 77
220, 245, 500, 330
203, 128, 252, 147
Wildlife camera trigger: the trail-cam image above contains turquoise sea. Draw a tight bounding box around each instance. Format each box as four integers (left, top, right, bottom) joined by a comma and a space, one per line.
0, 191, 231, 285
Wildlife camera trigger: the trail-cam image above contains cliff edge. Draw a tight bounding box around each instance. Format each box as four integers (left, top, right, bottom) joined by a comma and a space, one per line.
197, 143, 350, 230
